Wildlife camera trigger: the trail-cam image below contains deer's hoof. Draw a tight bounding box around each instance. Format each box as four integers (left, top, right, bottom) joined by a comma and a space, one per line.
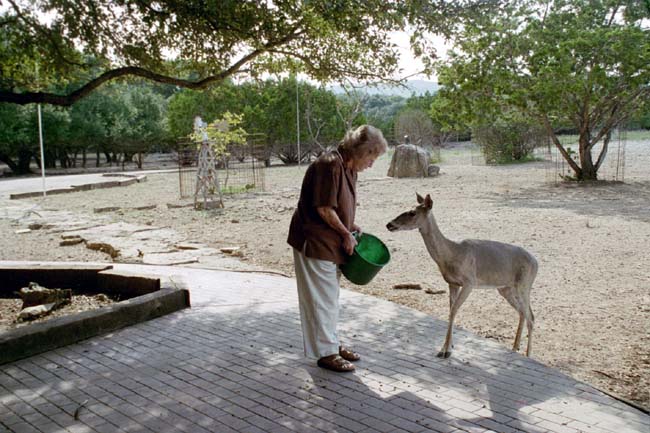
436, 351, 451, 359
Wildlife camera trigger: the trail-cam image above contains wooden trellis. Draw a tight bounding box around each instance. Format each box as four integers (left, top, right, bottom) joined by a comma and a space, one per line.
194, 141, 224, 209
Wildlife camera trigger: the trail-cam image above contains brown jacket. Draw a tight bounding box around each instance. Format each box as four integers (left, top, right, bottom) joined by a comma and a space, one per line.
287, 150, 357, 264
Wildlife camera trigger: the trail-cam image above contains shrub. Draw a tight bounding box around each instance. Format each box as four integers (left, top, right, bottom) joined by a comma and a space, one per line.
473, 121, 545, 164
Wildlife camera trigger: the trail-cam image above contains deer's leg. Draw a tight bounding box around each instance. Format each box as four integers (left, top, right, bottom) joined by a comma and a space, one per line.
446, 284, 460, 350
517, 279, 535, 356
448, 284, 460, 310
497, 287, 525, 352
524, 297, 535, 357
438, 285, 473, 359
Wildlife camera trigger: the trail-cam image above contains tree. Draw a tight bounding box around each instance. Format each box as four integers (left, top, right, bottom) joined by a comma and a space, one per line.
0, 103, 37, 174
116, 85, 170, 168
192, 112, 247, 157
362, 94, 407, 143
435, 0, 650, 180
304, 85, 346, 155
0, 0, 491, 106
166, 81, 242, 139
394, 109, 437, 146
334, 86, 368, 132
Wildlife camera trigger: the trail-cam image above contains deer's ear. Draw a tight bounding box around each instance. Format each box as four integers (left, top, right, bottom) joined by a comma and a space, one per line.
424, 194, 433, 209
416, 192, 424, 204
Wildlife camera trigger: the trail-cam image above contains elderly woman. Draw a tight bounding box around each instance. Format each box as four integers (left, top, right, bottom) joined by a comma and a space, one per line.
287, 125, 388, 372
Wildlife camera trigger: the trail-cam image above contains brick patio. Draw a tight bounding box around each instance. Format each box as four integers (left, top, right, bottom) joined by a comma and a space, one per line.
1, 263, 648, 433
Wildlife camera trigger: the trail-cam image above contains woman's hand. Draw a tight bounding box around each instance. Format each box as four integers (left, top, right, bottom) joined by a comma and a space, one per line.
342, 231, 358, 255
316, 206, 359, 255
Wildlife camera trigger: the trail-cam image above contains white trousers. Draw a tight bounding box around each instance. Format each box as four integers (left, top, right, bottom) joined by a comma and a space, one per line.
293, 248, 340, 359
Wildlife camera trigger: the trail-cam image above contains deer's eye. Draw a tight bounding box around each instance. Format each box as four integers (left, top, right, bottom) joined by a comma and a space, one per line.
408, 211, 416, 216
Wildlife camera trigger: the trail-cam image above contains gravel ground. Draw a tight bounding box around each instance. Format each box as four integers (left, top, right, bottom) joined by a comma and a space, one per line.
0, 294, 116, 332
1, 142, 648, 411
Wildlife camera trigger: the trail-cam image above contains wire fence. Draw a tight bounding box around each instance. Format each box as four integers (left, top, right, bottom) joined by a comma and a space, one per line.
177, 140, 267, 199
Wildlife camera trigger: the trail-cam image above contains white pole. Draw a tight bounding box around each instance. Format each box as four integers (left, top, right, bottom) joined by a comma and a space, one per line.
37, 104, 46, 197
296, 78, 301, 166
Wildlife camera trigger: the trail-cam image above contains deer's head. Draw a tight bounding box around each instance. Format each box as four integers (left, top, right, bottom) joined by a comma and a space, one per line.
386, 193, 433, 232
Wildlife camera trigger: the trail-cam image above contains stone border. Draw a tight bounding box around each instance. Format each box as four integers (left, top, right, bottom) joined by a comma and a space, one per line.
0, 263, 190, 365
9, 174, 147, 199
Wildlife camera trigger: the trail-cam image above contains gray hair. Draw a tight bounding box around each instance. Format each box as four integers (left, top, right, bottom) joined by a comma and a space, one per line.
338, 125, 388, 160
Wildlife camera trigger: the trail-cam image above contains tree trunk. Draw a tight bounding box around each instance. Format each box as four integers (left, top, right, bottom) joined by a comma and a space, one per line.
59, 150, 68, 168
17, 149, 33, 174
579, 135, 598, 181
0, 152, 19, 174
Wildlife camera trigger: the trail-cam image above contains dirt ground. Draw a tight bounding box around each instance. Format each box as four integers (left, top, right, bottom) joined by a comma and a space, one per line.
1, 142, 648, 411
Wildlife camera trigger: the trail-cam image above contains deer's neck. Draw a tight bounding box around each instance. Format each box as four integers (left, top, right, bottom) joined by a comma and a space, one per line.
419, 213, 456, 265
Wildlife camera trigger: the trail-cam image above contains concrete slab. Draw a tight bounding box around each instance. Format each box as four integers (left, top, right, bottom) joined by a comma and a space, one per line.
0, 261, 647, 432
1, 173, 149, 200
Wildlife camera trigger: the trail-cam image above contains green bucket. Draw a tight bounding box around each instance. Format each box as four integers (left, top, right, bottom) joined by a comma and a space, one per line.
340, 232, 391, 285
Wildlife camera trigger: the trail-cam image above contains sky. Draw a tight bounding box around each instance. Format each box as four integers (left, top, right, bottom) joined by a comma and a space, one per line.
389, 31, 451, 82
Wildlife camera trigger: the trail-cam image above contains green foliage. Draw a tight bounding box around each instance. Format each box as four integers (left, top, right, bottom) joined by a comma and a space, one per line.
362, 94, 406, 140
167, 77, 347, 164
0, 103, 38, 173
1, 1, 491, 105
435, 0, 650, 180
394, 109, 436, 146
0, 81, 171, 174
628, 99, 650, 130
404, 92, 436, 113
192, 112, 247, 157
473, 117, 546, 164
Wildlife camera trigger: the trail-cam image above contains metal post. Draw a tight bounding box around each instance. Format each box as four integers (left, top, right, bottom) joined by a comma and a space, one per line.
37, 104, 46, 197
296, 78, 301, 166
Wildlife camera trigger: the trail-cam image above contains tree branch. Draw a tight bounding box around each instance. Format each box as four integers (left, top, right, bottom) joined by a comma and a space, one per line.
594, 130, 610, 171
541, 113, 581, 175
0, 29, 301, 106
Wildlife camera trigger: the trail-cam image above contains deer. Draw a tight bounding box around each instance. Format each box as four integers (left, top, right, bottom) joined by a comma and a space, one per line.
386, 193, 538, 359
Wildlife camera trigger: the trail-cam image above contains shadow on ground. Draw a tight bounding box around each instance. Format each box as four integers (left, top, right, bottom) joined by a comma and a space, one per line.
485, 180, 650, 223
3, 293, 631, 432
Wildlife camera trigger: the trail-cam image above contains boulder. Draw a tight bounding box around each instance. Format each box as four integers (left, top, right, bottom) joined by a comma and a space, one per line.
387, 144, 431, 178
18, 303, 59, 321
19, 282, 72, 308
427, 165, 440, 177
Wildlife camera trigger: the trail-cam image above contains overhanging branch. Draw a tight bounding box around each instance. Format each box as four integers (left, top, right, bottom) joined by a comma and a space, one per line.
0, 67, 233, 106
1, 25, 305, 106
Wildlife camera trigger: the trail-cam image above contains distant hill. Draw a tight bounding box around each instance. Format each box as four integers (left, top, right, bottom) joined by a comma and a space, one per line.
328, 80, 439, 97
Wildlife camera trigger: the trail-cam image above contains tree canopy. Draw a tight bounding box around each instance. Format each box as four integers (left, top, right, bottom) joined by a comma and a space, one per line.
434, 0, 650, 180
0, 0, 491, 106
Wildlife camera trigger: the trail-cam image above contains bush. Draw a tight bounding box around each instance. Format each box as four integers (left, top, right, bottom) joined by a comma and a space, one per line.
473, 121, 545, 164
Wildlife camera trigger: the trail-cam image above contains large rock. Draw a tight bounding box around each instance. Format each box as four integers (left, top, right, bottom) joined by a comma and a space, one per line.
387, 144, 431, 178
19, 282, 71, 308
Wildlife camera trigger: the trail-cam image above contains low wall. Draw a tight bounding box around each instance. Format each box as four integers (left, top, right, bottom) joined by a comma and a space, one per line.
0, 263, 190, 365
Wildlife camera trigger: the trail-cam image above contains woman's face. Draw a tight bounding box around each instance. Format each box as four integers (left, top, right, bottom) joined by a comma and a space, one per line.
352, 151, 380, 172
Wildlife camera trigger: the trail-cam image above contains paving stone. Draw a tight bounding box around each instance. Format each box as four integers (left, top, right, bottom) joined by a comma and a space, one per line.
0, 263, 648, 433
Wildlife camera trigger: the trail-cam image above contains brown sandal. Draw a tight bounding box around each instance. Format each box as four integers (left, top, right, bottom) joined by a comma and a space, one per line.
339, 346, 361, 362
317, 355, 355, 372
